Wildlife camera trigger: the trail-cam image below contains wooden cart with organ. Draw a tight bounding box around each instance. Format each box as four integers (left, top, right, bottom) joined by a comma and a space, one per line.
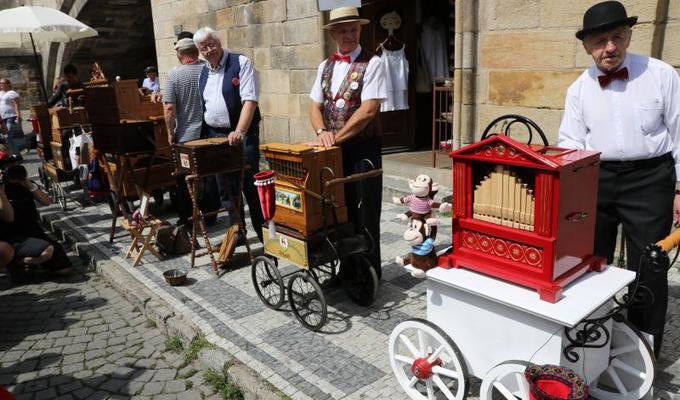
32, 98, 92, 210
84, 80, 175, 242
172, 137, 251, 275
389, 116, 658, 400
250, 143, 382, 331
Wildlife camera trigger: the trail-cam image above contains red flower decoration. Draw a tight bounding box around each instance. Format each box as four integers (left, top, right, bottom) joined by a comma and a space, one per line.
231, 77, 240, 86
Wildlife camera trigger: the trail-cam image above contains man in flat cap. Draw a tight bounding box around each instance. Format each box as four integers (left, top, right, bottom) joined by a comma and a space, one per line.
308, 7, 386, 279
142, 66, 160, 94
163, 38, 206, 225
558, 1, 680, 357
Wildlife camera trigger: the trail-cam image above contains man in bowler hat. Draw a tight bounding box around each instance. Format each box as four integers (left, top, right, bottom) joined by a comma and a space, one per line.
558, 1, 680, 357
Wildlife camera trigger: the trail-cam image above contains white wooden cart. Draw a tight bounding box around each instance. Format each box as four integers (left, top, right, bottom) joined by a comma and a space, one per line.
389, 263, 656, 400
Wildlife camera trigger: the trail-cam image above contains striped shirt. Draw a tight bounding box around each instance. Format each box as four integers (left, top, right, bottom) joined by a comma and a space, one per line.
401, 194, 436, 215
163, 60, 205, 143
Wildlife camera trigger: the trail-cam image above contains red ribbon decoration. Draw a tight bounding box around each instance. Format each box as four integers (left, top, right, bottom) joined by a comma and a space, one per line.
331, 53, 351, 63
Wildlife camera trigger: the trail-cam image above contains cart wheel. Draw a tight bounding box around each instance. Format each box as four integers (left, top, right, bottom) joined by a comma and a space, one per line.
38, 166, 49, 191
589, 317, 656, 400
57, 184, 67, 210
251, 256, 285, 310
310, 258, 339, 289
287, 271, 327, 331
389, 318, 469, 400
479, 360, 530, 400
340, 254, 378, 306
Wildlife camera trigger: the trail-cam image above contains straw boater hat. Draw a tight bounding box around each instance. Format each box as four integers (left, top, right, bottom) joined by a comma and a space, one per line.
323, 7, 369, 29
575, 1, 637, 40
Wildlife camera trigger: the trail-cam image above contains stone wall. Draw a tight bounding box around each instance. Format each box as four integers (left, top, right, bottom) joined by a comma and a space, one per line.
150, 0, 325, 144
472, 0, 679, 145
0, 55, 44, 107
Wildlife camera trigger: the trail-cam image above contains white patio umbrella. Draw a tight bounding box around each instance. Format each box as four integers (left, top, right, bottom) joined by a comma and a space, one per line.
0, 6, 98, 103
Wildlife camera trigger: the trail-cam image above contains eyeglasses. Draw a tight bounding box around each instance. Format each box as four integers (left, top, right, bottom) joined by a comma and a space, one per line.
198, 41, 220, 52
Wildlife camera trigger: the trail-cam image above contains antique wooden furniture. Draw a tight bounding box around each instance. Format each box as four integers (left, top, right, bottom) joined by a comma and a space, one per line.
30, 104, 53, 161
260, 143, 347, 237
439, 134, 604, 302
120, 195, 164, 267
432, 82, 454, 167
172, 138, 250, 275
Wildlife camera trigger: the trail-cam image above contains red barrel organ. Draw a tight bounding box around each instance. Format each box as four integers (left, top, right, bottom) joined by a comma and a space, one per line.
439, 134, 605, 302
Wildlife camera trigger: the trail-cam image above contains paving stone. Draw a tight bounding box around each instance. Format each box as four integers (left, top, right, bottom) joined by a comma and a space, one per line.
163, 380, 186, 393
152, 368, 177, 382
141, 381, 164, 395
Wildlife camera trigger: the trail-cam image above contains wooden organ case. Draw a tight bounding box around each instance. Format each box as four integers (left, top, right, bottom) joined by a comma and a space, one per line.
261, 143, 347, 237
440, 135, 605, 302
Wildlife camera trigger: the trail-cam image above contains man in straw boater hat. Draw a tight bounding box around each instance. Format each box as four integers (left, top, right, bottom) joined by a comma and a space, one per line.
308, 6, 387, 279
558, 1, 680, 357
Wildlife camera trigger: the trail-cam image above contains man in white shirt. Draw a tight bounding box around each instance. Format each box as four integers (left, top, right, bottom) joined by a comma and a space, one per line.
558, 1, 680, 357
308, 7, 387, 279
194, 27, 263, 243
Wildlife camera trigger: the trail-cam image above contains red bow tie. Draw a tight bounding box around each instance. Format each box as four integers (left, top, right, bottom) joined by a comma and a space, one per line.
331, 53, 351, 63
598, 67, 629, 88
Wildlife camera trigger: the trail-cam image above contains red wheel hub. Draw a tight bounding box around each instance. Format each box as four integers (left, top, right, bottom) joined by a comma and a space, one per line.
411, 356, 442, 380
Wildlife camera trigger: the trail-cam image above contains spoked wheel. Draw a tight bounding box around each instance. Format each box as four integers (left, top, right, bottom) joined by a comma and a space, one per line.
479, 361, 530, 400
339, 254, 378, 306
38, 166, 50, 191
251, 256, 285, 310
589, 317, 656, 400
310, 259, 339, 289
287, 270, 327, 331
389, 318, 469, 400
57, 183, 67, 210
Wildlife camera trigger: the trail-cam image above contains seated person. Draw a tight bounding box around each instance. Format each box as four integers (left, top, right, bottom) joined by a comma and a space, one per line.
141, 66, 160, 95
3, 164, 72, 276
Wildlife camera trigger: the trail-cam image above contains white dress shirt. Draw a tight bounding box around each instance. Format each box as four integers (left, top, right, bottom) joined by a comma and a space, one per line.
203, 51, 259, 128
558, 53, 680, 177
310, 45, 387, 104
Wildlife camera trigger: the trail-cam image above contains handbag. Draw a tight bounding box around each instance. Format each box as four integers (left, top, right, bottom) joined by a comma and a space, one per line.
156, 223, 192, 255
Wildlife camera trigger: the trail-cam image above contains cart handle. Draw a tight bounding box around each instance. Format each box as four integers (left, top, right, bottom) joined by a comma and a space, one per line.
656, 229, 680, 253
324, 169, 383, 189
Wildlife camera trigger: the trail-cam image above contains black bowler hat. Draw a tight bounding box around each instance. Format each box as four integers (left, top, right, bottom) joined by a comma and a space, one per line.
576, 1, 637, 40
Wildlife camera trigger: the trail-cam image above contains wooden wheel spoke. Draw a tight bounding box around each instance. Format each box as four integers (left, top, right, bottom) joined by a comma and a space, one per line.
427, 345, 445, 363
394, 354, 414, 365
612, 358, 646, 380
605, 365, 629, 395
432, 366, 460, 380
609, 343, 638, 358
399, 334, 420, 358
492, 381, 517, 399
432, 374, 457, 400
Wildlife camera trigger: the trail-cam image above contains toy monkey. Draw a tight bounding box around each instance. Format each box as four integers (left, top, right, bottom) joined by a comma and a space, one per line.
393, 174, 451, 237
395, 218, 438, 278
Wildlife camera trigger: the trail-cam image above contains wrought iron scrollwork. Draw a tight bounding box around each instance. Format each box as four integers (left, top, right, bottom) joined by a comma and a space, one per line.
480, 114, 549, 146
563, 319, 611, 363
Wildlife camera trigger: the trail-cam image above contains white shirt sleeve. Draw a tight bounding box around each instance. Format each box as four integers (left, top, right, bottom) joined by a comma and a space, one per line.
557, 82, 587, 150
361, 56, 387, 102
309, 61, 326, 104
238, 55, 258, 102
5, 90, 19, 101
662, 67, 680, 179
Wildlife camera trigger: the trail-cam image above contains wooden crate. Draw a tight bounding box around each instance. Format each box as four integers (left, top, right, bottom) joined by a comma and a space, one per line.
49, 107, 87, 129
83, 81, 163, 124
90, 121, 156, 154
50, 141, 72, 171
106, 157, 175, 197
173, 138, 244, 176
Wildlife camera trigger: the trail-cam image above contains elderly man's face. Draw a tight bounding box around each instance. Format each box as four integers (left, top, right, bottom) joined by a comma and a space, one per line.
330, 22, 362, 54
583, 25, 631, 73
197, 36, 223, 67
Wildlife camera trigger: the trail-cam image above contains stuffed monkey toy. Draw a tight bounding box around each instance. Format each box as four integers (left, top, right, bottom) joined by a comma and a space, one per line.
395, 218, 438, 278
393, 174, 451, 238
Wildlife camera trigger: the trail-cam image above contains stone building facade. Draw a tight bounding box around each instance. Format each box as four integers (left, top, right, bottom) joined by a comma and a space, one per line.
151, 0, 324, 144
150, 0, 680, 148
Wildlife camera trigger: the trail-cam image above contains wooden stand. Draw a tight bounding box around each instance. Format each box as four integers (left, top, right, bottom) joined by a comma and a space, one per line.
121, 217, 164, 267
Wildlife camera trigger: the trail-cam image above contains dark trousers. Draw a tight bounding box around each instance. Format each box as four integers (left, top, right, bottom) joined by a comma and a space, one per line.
594, 153, 675, 356
342, 137, 383, 279
204, 126, 264, 242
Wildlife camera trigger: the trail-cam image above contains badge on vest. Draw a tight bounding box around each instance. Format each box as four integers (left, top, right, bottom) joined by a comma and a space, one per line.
350, 81, 359, 90
351, 72, 359, 80
336, 99, 346, 109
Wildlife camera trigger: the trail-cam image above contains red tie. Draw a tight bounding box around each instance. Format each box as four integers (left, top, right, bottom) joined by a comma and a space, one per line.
332, 53, 351, 63
598, 67, 629, 88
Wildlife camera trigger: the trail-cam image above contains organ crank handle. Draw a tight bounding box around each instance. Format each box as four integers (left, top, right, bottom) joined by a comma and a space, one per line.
643, 229, 680, 273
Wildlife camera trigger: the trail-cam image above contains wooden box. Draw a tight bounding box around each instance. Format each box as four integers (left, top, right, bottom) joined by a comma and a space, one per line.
83, 81, 163, 124
173, 138, 243, 176
150, 116, 171, 158
49, 107, 87, 129
106, 156, 175, 197
50, 141, 72, 171
440, 135, 604, 302
261, 143, 347, 236
90, 121, 156, 154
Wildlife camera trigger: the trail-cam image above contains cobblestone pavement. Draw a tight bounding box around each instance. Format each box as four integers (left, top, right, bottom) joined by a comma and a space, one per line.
0, 257, 222, 400
8, 153, 680, 399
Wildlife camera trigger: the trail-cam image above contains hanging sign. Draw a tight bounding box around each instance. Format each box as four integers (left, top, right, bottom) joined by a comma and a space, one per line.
317, 0, 361, 11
